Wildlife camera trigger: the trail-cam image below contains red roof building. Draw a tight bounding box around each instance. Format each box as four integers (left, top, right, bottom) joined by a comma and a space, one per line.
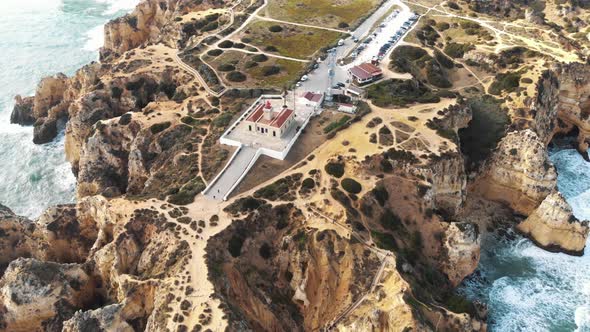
349, 63, 383, 85
245, 100, 296, 138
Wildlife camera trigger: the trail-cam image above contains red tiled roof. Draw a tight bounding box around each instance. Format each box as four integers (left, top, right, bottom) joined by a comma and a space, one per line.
270, 108, 294, 128
303, 92, 323, 103
350, 62, 382, 80
246, 104, 264, 122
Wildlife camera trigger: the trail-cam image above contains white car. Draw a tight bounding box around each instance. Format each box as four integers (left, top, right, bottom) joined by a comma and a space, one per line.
300, 75, 309, 82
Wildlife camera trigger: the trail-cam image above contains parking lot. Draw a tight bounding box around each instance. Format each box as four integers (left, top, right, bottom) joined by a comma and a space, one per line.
298, 0, 418, 94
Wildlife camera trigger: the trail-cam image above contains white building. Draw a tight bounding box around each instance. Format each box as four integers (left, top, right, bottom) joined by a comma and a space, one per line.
299, 91, 324, 111
245, 100, 296, 138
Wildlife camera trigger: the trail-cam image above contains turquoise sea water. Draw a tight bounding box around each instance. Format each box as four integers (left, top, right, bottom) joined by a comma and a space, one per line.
460, 147, 590, 331
0, 0, 137, 218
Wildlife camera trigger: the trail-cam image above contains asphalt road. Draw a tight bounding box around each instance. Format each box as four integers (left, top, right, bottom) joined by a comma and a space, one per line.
299, 0, 412, 94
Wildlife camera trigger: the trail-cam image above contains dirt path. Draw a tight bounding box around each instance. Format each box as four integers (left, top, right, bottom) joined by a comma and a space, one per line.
405, 0, 579, 62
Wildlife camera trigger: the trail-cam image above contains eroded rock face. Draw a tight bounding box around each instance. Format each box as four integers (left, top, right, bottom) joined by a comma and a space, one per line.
100, 0, 227, 59
0, 259, 100, 332
0, 204, 98, 274
517, 191, 589, 255
477, 129, 557, 215
207, 203, 382, 331
441, 223, 481, 287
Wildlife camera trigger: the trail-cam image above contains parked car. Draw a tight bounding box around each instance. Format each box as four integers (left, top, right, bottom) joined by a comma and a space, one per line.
300, 75, 309, 82
336, 82, 346, 88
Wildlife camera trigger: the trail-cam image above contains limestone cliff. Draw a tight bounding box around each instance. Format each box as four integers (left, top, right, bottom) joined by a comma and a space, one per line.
100, 0, 229, 59
517, 191, 589, 255
476, 129, 557, 215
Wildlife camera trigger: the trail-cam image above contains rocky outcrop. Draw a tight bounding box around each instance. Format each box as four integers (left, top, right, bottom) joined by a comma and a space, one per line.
10, 96, 35, 125
0, 204, 97, 274
441, 223, 480, 287
208, 203, 382, 331
100, 0, 226, 59
476, 129, 557, 215
0, 259, 101, 332
517, 191, 589, 255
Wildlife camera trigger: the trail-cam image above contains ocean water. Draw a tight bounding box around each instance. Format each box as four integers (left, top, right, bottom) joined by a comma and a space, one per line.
0, 0, 138, 218
460, 147, 590, 331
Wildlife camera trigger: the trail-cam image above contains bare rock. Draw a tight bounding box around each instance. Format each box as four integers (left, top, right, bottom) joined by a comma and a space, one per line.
517, 191, 589, 255
477, 129, 557, 215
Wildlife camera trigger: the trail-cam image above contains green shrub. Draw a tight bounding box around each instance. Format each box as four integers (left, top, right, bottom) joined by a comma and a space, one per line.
489, 71, 522, 95
372, 186, 389, 206
325, 162, 345, 178
150, 121, 171, 134
252, 54, 268, 62
218, 40, 234, 48
167, 177, 205, 205
341, 178, 362, 194
301, 178, 315, 189
268, 25, 283, 32
323, 115, 351, 133
213, 113, 233, 127
371, 231, 397, 251
226, 71, 247, 82
261, 65, 281, 76
265, 45, 278, 52
217, 63, 236, 72
201, 21, 218, 32
338, 22, 349, 28
228, 235, 244, 257
443, 42, 474, 58
245, 61, 258, 68
380, 208, 403, 232
207, 49, 223, 56
367, 79, 441, 107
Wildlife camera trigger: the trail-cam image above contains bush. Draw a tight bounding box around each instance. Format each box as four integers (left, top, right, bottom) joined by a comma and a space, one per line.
226, 71, 247, 82
168, 177, 205, 205
265, 45, 278, 52
259, 242, 272, 259
213, 113, 233, 127
268, 25, 283, 32
341, 178, 362, 194
443, 42, 474, 58
367, 79, 441, 107
218, 40, 234, 48
371, 231, 397, 251
489, 71, 522, 95
338, 22, 349, 28
301, 178, 315, 189
252, 54, 268, 62
245, 61, 258, 68
150, 121, 171, 134
228, 235, 244, 257
380, 209, 403, 232
217, 63, 236, 72
207, 49, 223, 56
372, 186, 389, 206
261, 65, 281, 76
325, 162, 345, 178
323, 115, 351, 133
201, 21, 218, 32
241, 37, 252, 43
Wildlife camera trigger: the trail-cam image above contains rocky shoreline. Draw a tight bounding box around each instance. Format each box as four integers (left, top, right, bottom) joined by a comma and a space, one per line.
2, 0, 590, 331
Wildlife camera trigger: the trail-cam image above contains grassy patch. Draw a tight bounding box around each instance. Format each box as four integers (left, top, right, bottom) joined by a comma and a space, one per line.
323, 115, 351, 133
243, 20, 342, 58
265, 0, 378, 28
367, 79, 442, 107
167, 177, 205, 205
489, 71, 523, 95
